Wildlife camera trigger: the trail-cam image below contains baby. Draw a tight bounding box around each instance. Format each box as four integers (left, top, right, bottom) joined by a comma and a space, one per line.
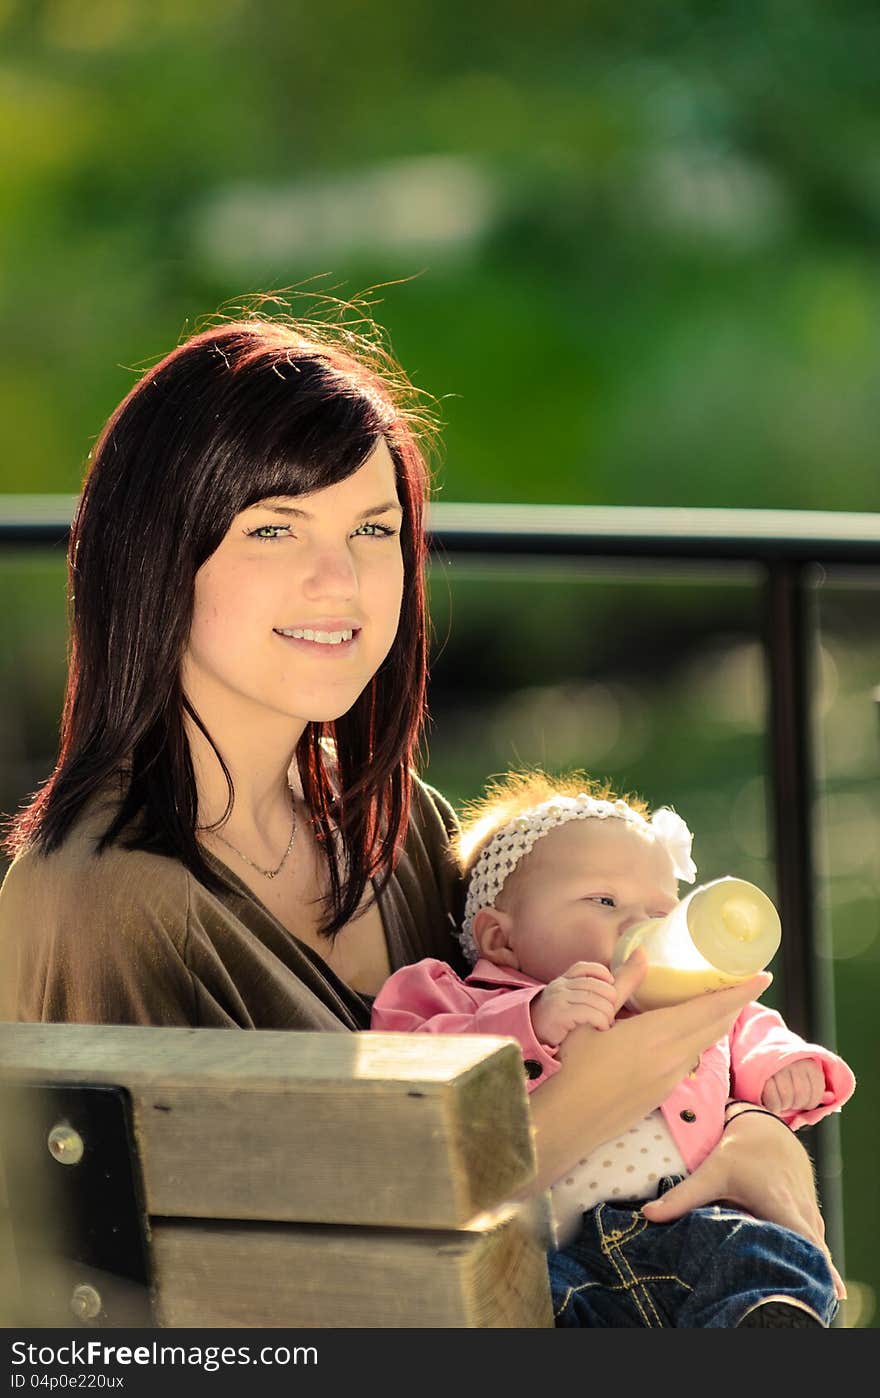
372, 771, 856, 1328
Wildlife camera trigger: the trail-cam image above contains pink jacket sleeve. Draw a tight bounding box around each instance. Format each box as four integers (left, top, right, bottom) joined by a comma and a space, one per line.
729, 1001, 856, 1130
370, 959, 560, 1088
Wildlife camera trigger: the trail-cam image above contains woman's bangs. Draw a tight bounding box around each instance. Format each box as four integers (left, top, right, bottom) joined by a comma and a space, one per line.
237, 432, 380, 514
230, 373, 396, 514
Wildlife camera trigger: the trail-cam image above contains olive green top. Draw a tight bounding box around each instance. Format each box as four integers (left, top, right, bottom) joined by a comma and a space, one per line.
0, 777, 466, 1030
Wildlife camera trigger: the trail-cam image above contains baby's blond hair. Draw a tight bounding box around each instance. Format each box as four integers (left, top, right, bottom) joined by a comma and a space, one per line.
456, 769, 651, 879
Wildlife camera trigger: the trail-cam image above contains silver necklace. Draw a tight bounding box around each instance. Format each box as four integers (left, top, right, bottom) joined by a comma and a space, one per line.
213, 802, 297, 880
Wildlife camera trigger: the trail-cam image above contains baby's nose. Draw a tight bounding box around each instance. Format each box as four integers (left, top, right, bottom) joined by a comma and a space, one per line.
618, 909, 651, 935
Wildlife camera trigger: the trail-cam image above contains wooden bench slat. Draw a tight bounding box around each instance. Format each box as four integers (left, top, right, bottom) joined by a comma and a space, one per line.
151, 1207, 554, 1328
0, 1024, 536, 1228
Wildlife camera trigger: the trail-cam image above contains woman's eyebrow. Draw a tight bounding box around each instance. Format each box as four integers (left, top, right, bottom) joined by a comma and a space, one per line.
254, 499, 403, 519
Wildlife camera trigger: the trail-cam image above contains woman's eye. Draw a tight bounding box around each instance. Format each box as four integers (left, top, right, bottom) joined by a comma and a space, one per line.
247, 524, 291, 541
351, 521, 397, 538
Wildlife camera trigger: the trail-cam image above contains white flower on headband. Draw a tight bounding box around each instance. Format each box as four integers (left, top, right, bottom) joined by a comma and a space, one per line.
650, 806, 696, 884
458, 792, 697, 964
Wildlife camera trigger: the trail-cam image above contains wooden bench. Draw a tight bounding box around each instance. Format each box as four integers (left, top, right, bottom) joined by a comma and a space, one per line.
0, 1023, 554, 1328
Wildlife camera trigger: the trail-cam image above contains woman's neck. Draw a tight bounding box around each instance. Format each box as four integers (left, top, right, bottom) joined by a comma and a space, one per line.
183, 696, 308, 838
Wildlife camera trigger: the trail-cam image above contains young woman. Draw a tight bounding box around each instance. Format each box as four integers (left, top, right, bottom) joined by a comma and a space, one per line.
0, 315, 841, 1302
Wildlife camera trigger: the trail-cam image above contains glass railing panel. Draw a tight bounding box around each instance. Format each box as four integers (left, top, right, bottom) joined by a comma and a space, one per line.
427, 555, 773, 937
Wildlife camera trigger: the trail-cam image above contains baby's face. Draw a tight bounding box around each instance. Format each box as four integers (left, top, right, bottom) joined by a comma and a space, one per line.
496, 818, 680, 983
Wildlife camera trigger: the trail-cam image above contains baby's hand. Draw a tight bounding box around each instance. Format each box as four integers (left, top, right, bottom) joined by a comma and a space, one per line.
530, 962, 617, 1047
761, 1058, 826, 1115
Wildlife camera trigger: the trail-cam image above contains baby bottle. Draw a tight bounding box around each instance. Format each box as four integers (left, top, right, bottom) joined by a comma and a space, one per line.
609, 876, 781, 1012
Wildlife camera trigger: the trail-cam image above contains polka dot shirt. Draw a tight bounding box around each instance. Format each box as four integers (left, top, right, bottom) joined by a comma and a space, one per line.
550, 1109, 688, 1243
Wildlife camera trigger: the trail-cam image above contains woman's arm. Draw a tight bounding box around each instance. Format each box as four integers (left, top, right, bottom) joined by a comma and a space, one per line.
641, 1107, 845, 1299
0, 848, 199, 1026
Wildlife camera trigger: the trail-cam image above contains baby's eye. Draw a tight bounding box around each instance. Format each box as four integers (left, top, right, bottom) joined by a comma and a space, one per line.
349, 522, 397, 536
587, 895, 616, 908
247, 524, 291, 541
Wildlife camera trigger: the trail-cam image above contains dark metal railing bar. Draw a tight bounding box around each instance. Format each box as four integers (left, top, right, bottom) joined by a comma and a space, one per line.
429, 502, 880, 564
763, 562, 845, 1283
765, 561, 817, 1040
3, 498, 880, 562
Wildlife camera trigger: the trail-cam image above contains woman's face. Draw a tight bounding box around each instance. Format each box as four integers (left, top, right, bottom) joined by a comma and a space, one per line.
182, 438, 405, 731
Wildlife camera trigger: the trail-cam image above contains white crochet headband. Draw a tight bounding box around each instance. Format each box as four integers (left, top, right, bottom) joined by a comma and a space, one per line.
459, 794, 697, 964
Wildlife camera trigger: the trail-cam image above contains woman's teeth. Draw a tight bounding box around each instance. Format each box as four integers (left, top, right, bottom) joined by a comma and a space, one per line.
277, 628, 354, 645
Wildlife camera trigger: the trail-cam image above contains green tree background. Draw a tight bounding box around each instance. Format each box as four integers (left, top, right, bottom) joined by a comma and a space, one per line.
0, 0, 877, 1325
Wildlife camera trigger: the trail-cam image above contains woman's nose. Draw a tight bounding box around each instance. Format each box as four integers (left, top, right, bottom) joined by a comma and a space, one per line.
303, 547, 358, 599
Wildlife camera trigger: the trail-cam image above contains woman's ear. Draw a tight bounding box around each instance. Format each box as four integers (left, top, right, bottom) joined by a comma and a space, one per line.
472, 907, 519, 968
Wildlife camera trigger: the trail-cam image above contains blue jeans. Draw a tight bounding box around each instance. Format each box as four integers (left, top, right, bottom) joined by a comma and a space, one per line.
547, 1177, 838, 1328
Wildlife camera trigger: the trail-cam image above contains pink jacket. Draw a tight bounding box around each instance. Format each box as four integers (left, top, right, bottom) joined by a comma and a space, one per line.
371, 957, 856, 1172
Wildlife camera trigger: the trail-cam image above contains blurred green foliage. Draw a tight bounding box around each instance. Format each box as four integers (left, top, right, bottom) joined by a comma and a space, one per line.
1, 0, 880, 508
0, 0, 878, 1325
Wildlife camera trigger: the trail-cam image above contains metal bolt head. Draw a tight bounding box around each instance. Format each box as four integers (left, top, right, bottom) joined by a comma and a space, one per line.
47, 1123, 85, 1166
70, 1284, 102, 1320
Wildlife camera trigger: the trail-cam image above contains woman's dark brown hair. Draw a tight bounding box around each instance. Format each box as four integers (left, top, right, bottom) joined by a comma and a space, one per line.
4, 316, 433, 936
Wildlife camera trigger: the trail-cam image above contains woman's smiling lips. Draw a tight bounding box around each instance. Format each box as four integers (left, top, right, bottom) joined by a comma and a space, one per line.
272, 620, 361, 655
